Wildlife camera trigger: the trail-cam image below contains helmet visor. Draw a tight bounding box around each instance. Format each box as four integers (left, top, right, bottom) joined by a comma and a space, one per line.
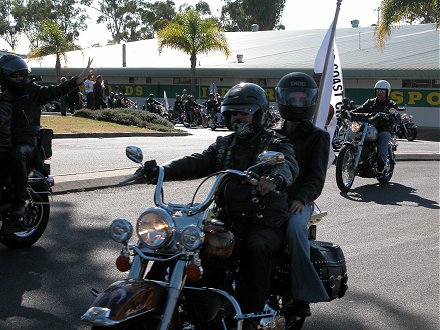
221, 103, 260, 115
276, 87, 317, 107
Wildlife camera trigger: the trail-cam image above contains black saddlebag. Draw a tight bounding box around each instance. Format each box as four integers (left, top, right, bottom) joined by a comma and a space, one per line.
310, 240, 348, 301
39, 128, 53, 158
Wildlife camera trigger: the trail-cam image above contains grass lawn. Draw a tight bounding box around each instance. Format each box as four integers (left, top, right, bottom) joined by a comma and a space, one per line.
41, 115, 159, 134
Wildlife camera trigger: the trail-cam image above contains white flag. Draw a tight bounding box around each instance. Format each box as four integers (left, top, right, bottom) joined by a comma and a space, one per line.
314, 23, 343, 167
163, 90, 170, 110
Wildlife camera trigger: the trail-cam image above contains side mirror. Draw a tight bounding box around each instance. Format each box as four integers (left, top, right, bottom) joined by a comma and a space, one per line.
257, 151, 285, 166
126, 146, 143, 164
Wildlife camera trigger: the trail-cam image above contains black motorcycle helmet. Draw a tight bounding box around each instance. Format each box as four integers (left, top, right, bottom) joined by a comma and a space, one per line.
221, 82, 269, 130
0, 54, 31, 92
275, 72, 318, 122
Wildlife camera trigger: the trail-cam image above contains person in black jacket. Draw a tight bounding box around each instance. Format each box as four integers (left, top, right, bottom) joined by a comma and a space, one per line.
146, 83, 298, 330
349, 80, 398, 172
0, 54, 93, 219
275, 72, 330, 319
0, 92, 12, 184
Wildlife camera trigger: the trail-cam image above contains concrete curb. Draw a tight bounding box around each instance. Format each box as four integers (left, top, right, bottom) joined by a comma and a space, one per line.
51, 152, 439, 195
54, 131, 190, 138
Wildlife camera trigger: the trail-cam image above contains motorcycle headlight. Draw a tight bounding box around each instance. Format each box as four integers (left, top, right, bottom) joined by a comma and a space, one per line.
351, 122, 361, 133
109, 218, 133, 243
180, 226, 204, 251
136, 208, 173, 249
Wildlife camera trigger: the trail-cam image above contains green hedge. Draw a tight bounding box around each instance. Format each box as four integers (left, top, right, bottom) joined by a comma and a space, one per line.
73, 108, 177, 132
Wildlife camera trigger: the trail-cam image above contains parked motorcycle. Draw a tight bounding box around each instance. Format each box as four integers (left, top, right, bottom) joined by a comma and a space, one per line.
0, 129, 54, 248
394, 107, 417, 141
335, 110, 399, 192
81, 147, 347, 330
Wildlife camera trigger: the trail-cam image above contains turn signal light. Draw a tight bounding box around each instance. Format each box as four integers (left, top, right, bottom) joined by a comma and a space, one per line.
186, 263, 202, 281
116, 255, 131, 272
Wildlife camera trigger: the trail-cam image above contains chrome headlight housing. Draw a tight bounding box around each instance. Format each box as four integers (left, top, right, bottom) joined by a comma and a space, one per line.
136, 208, 174, 249
109, 218, 133, 243
180, 226, 204, 251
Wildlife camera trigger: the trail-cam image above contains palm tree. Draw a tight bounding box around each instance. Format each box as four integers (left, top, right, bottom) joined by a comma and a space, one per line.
375, 0, 439, 47
157, 9, 231, 96
28, 20, 80, 82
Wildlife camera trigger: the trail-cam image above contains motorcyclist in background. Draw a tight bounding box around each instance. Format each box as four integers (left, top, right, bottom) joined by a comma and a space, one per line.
275, 72, 330, 320
144, 93, 162, 114
144, 83, 299, 330
172, 94, 184, 122
0, 54, 93, 220
184, 95, 202, 126
346, 80, 398, 172
206, 92, 223, 127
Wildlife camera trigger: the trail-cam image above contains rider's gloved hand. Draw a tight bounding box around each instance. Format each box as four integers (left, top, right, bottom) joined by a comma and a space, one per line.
257, 175, 284, 195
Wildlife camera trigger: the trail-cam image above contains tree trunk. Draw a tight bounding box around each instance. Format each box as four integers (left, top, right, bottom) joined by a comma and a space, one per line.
190, 54, 197, 97
55, 54, 61, 83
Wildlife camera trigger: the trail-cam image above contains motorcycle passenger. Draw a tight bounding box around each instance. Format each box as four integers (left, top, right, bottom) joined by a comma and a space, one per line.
144, 83, 299, 330
144, 93, 162, 114
0, 54, 93, 220
347, 80, 398, 172
275, 72, 330, 319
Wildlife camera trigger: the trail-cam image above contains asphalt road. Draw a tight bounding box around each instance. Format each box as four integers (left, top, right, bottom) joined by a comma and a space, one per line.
0, 160, 438, 330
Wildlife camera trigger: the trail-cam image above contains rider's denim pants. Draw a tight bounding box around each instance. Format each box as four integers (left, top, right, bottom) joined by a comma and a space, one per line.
287, 202, 329, 302
377, 131, 391, 162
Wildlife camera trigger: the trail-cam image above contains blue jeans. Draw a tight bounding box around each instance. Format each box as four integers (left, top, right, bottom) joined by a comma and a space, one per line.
286, 203, 329, 302
377, 130, 391, 162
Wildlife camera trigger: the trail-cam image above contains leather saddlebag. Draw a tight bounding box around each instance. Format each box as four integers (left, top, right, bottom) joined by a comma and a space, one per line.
310, 240, 348, 301
39, 128, 53, 158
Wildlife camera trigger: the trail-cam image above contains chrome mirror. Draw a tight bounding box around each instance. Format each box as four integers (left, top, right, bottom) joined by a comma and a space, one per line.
126, 146, 143, 164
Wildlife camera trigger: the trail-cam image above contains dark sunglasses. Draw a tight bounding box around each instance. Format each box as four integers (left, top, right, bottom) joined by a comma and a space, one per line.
229, 111, 251, 117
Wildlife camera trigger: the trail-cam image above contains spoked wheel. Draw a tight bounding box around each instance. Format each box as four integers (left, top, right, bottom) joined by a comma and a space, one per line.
1, 189, 50, 248
404, 127, 417, 141
377, 153, 395, 183
336, 145, 357, 192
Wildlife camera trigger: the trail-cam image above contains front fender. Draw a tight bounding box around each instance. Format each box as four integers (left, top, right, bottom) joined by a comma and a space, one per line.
81, 279, 167, 326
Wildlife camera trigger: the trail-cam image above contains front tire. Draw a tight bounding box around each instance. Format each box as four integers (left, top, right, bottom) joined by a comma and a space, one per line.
336, 145, 357, 192
1, 189, 50, 248
377, 153, 395, 183
404, 127, 417, 141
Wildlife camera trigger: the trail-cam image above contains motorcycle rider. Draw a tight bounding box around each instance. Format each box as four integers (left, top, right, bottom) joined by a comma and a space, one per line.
206, 92, 223, 127
144, 93, 162, 114
144, 83, 299, 330
184, 95, 202, 126
275, 72, 330, 319
0, 92, 12, 185
346, 80, 398, 172
0, 54, 93, 220
172, 94, 184, 122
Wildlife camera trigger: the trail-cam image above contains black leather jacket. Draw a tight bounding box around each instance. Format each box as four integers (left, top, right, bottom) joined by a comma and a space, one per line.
0, 93, 12, 152
8, 78, 78, 147
352, 97, 398, 133
278, 121, 329, 205
162, 129, 299, 230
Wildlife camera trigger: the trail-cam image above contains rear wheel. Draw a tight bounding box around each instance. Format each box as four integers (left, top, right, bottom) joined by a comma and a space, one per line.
336, 145, 357, 192
404, 127, 417, 141
1, 189, 50, 248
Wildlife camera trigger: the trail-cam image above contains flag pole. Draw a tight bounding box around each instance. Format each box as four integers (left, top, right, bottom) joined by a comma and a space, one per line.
313, 0, 343, 125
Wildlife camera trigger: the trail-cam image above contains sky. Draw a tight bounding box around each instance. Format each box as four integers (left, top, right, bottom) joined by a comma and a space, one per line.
4, 0, 384, 54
